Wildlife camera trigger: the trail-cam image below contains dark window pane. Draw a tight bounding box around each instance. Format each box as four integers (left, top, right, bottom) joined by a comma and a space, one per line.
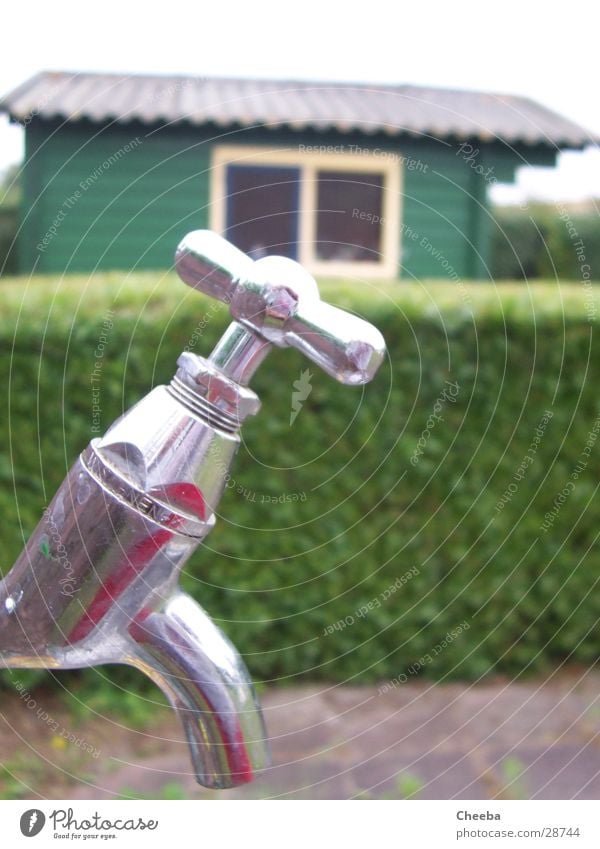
315, 171, 384, 262
225, 165, 300, 259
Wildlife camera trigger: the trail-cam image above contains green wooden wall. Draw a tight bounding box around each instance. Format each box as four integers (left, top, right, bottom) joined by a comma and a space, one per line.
18, 119, 555, 279
20, 119, 211, 274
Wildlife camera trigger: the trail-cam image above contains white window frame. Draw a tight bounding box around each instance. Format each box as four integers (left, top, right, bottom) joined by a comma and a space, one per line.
210, 144, 401, 278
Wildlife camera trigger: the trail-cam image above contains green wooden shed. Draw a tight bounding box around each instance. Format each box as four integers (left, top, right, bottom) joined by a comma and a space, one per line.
0, 71, 592, 279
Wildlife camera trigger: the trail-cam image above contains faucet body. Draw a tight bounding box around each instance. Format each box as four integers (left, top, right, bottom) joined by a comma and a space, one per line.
0, 378, 265, 787
0, 231, 386, 789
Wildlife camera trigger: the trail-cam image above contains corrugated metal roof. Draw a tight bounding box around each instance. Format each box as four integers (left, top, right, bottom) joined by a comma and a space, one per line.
0, 70, 594, 148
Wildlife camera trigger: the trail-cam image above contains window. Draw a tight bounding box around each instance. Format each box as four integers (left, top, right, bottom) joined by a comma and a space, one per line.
211, 146, 401, 277
315, 171, 384, 262
225, 165, 300, 260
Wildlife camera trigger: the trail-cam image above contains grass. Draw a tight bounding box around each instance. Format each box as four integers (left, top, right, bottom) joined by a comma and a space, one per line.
499, 756, 530, 800
118, 782, 192, 801
356, 772, 426, 800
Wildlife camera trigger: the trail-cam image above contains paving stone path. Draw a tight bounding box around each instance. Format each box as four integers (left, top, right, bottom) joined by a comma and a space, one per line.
54, 670, 599, 800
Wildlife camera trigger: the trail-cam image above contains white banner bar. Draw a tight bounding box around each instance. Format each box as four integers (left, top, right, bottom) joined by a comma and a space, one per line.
0, 800, 597, 847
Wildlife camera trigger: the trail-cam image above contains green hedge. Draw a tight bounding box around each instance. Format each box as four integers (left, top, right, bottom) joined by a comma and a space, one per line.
490, 205, 600, 280
1, 273, 599, 692
0, 206, 18, 276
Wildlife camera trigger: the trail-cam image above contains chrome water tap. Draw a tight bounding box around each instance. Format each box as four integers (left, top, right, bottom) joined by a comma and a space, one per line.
0, 231, 386, 789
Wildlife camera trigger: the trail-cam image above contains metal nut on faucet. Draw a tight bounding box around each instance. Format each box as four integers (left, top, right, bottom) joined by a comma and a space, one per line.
264, 286, 299, 327
176, 351, 261, 422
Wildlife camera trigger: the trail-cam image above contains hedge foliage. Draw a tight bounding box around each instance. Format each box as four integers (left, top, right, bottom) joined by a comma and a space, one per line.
0, 206, 18, 276
1, 272, 599, 694
490, 205, 600, 281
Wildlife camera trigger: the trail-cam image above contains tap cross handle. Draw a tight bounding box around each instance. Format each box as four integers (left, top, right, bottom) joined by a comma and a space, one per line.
175, 230, 386, 386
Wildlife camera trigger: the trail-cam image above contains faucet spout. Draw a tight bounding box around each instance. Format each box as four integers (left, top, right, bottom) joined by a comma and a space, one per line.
127, 592, 269, 789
